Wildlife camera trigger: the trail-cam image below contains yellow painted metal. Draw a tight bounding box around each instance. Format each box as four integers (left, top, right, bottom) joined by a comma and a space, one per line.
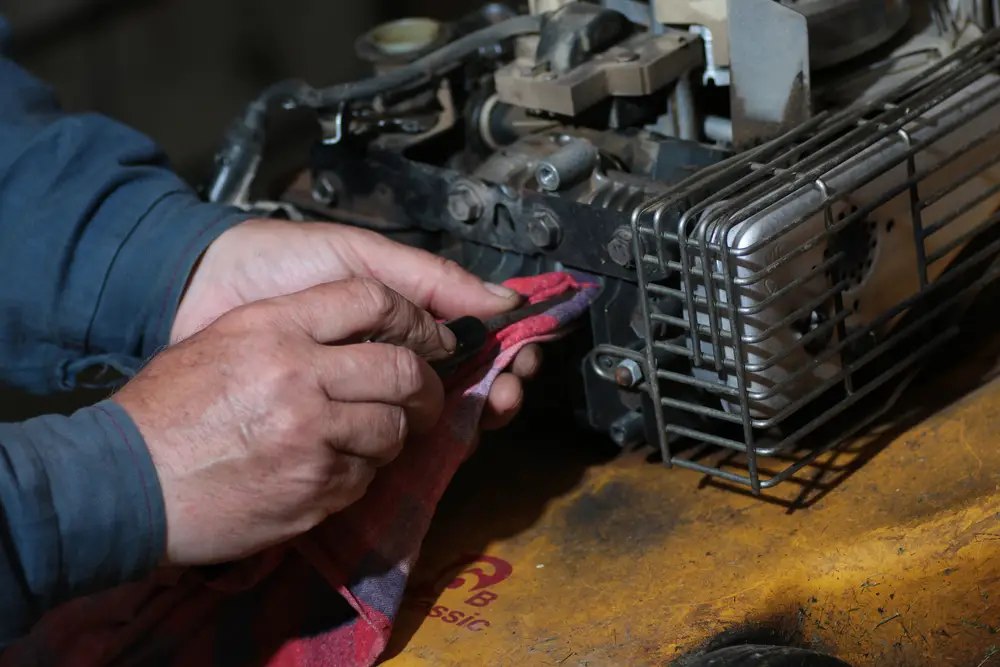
383, 342, 1000, 666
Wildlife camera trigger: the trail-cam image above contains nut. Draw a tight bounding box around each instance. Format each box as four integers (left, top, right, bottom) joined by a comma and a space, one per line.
526, 211, 562, 249
447, 184, 483, 222
311, 173, 338, 206
614, 359, 644, 388
607, 227, 635, 267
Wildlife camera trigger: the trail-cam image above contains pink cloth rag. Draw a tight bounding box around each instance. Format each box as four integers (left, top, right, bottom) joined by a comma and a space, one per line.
1, 270, 600, 667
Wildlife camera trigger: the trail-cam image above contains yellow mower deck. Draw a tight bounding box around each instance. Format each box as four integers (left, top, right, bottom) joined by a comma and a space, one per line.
385, 323, 1000, 666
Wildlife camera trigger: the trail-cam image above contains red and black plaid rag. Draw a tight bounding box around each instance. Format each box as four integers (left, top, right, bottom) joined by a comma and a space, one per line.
2, 271, 601, 667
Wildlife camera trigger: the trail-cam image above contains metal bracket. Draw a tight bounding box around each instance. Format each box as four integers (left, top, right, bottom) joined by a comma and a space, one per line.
729, 0, 811, 149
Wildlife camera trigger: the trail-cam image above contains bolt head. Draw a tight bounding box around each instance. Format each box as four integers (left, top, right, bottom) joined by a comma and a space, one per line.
311, 174, 338, 206
527, 211, 561, 249
536, 164, 560, 191
607, 228, 635, 267
447, 185, 483, 222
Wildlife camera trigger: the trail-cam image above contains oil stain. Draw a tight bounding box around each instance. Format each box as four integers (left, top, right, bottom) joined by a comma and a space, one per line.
554, 479, 688, 558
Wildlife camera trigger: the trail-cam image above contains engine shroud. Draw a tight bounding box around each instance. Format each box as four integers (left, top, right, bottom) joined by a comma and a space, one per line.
214, 0, 1000, 495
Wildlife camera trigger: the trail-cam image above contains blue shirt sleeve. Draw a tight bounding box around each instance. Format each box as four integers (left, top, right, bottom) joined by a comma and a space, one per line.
0, 21, 252, 393
0, 401, 166, 646
0, 17, 254, 645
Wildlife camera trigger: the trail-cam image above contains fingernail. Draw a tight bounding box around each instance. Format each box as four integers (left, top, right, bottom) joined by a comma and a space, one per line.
437, 322, 458, 353
485, 282, 518, 299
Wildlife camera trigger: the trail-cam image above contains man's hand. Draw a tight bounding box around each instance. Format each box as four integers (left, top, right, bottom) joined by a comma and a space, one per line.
116, 279, 451, 566
172, 219, 541, 429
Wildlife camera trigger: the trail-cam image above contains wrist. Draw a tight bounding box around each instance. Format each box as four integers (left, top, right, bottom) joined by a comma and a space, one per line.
169, 219, 261, 344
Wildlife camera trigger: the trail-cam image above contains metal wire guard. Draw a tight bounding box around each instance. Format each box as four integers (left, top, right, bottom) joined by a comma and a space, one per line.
595, 27, 1000, 493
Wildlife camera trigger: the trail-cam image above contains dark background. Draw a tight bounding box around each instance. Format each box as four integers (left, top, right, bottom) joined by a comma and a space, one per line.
0, 0, 479, 187
0, 0, 481, 421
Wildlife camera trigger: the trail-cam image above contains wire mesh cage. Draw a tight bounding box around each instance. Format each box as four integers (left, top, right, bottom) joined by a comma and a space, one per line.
592, 27, 1000, 494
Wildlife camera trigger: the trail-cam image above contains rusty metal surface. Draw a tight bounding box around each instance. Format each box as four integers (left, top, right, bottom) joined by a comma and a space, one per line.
383, 305, 1000, 666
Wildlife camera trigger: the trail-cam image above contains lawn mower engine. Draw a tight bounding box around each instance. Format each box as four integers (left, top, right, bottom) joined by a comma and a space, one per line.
207, 0, 1000, 494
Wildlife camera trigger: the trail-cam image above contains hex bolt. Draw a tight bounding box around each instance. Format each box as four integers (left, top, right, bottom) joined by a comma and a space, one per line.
527, 211, 562, 249
311, 173, 338, 206
607, 226, 635, 267
447, 184, 484, 223
614, 359, 644, 388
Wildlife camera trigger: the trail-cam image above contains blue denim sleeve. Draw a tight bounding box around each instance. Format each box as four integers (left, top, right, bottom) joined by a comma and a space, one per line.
0, 400, 165, 646
0, 17, 253, 645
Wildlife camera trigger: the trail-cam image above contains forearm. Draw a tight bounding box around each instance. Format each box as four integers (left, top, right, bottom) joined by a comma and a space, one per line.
0, 401, 165, 647
0, 36, 251, 394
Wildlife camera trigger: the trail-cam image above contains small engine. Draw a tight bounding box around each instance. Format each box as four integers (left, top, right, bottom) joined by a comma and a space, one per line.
206, 0, 1000, 494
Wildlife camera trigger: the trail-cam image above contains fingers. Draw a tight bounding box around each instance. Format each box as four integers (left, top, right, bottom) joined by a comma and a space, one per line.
479, 345, 541, 430
262, 278, 457, 360
510, 344, 542, 379
482, 373, 525, 431
339, 228, 524, 319
314, 342, 445, 434
325, 402, 408, 465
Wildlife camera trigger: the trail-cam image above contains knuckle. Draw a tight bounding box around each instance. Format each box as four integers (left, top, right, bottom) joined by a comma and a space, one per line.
267, 403, 309, 443
255, 349, 304, 392
253, 371, 318, 441
210, 309, 245, 334
390, 346, 425, 397
430, 254, 463, 276
270, 394, 324, 439
352, 278, 399, 323
225, 300, 280, 331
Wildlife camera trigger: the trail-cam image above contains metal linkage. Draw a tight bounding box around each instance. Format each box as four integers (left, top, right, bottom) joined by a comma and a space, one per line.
601, 27, 1000, 494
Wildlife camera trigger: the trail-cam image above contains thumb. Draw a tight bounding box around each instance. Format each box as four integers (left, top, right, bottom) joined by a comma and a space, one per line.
343, 229, 522, 318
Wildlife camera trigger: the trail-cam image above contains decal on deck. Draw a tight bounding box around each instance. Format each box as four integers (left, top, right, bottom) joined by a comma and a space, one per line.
403, 554, 515, 634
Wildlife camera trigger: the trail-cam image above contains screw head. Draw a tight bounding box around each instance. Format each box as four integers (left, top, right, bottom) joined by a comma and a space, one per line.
526, 211, 562, 249
607, 227, 635, 267
447, 184, 483, 222
311, 173, 338, 206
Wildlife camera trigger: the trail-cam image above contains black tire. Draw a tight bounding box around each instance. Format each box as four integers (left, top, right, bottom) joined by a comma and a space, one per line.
683, 645, 853, 667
